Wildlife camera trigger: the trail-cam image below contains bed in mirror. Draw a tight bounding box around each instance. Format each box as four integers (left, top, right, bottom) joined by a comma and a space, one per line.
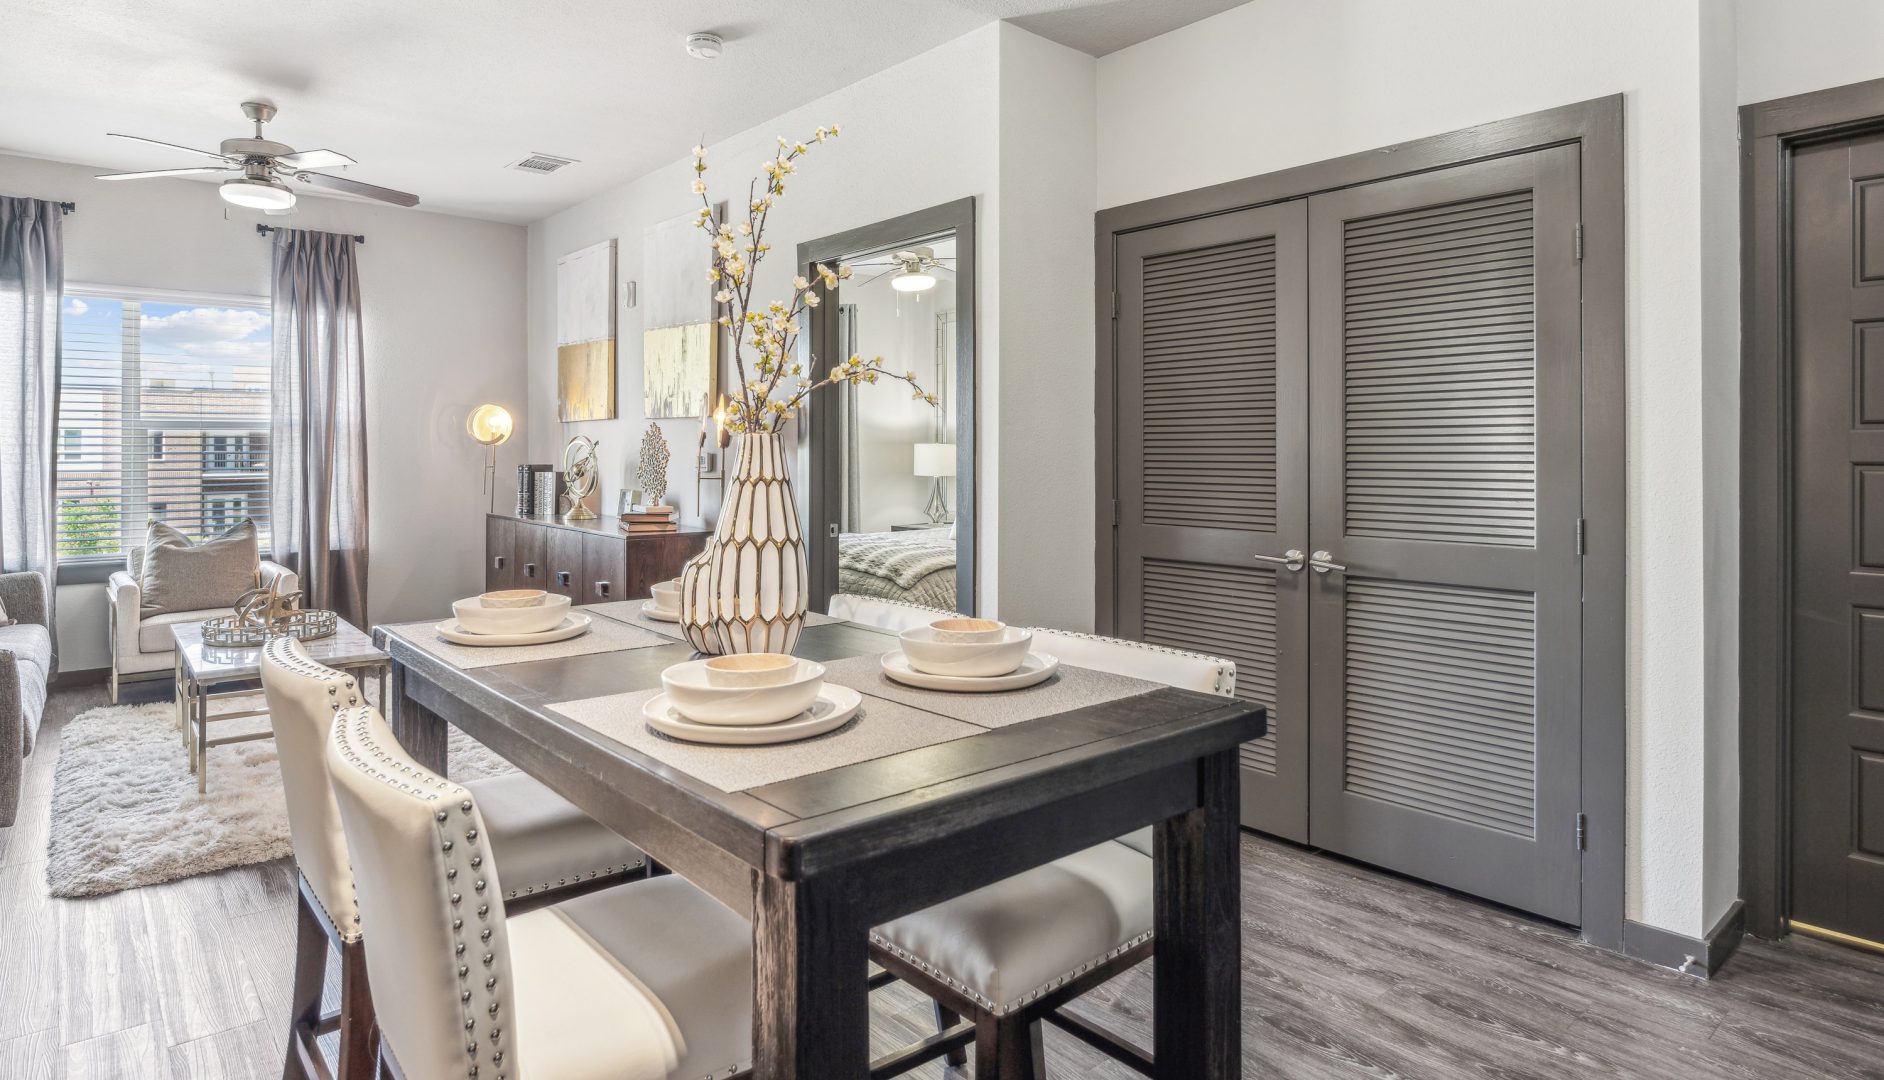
799, 198, 976, 615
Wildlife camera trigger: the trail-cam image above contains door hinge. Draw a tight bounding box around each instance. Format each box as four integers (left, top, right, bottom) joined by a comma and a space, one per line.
1575, 517, 1586, 556
1574, 222, 1583, 261
1110, 290, 1118, 320
1575, 812, 1588, 850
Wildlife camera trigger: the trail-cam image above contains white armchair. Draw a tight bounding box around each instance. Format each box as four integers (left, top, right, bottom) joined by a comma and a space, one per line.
106, 558, 297, 702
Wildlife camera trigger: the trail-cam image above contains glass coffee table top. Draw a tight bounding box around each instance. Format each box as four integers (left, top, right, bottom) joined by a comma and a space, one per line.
173, 617, 385, 682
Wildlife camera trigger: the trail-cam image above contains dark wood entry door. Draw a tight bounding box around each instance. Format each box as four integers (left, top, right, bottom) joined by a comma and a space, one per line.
1113, 201, 1311, 841
1304, 146, 1585, 924
1789, 133, 1884, 947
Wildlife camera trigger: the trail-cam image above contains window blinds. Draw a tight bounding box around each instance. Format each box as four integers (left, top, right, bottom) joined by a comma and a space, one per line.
55, 290, 273, 560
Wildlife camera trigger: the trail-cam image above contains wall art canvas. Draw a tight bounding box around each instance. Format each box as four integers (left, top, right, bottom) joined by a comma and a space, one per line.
556, 238, 617, 421
643, 209, 718, 419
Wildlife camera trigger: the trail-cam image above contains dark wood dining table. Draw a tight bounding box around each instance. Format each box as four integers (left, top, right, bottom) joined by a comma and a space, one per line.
376, 616, 1264, 1079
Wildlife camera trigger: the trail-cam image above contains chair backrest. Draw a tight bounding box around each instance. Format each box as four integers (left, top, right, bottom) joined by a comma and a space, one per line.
827, 593, 957, 633
258, 636, 363, 939
327, 703, 520, 1080
1026, 629, 1236, 697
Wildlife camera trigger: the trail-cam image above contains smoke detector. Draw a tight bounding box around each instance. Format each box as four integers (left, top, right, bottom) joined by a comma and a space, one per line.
507, 152, 577, 175
685, 32, 724, 60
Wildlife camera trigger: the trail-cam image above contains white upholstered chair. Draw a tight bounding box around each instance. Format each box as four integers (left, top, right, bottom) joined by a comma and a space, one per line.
260, 638, 650, 1080
105, 555, 296, 702
872, 631, 1239, 1078
826, 592, 958, 632
325, 701, 754, 1080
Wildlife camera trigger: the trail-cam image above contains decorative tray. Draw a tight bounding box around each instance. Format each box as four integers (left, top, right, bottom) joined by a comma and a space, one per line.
200, 608, 339, 647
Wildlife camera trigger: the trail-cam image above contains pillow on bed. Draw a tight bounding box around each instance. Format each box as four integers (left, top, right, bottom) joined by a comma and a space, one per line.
138, 519, 261, 617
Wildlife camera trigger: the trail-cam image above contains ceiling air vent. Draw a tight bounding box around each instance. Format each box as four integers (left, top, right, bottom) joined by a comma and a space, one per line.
507, 153, 577, 175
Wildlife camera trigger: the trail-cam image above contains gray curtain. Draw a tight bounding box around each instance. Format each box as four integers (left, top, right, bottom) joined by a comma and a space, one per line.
270, 228, 369, 626
0, 197, 62, 673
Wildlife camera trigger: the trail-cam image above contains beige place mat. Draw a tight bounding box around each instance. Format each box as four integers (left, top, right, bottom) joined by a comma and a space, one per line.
387, 614, 674, 670
588, 601, 844, 641
546, 687, 979, 792
817, 653, 1160, 729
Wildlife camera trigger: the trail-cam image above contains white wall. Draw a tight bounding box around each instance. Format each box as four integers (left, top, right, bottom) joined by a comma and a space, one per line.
0, 152, 527, 669
1736, 0, 1884, 104
1097, 0, 1724, 938
846, 269, 957, 533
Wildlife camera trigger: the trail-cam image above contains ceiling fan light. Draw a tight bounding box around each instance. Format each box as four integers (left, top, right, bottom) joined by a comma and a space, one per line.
891, 270, 936, 293
219, 176, 295, 210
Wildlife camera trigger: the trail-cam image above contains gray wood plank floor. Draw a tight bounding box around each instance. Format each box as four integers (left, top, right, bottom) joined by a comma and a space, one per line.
4, 684, 1882, 1079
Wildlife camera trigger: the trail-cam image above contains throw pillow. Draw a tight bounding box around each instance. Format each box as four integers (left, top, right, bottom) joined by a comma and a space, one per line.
138, 518, 261, 618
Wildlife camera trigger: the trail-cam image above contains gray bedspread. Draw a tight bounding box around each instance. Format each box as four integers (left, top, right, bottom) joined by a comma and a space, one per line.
838, 531, 957, 609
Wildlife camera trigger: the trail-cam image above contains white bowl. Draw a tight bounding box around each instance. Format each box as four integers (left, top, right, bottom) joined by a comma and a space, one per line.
649, 577, 682, 612
929, 617, 1007, 643
898, 625, 1033, 677
480, 588, 548, 609
704, 652, 798, 687
660, 658, 827, 726
451, 593, 572, 636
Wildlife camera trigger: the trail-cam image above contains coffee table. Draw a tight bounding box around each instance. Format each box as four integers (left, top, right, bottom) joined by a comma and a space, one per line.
172, 618, 389, 793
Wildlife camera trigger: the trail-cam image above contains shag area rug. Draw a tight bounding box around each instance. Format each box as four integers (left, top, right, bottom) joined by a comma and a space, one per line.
46, 696, 513, 898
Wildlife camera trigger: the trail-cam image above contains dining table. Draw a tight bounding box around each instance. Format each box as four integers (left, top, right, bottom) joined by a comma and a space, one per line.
374, 605, 1265, 1079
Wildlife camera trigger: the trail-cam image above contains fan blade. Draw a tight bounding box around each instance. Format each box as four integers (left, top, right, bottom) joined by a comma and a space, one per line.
292, 170, 419, 207
854, 267, 901, 287
106, 133, 232, 163
274, 148, 356, 169
95, 167, 230, 181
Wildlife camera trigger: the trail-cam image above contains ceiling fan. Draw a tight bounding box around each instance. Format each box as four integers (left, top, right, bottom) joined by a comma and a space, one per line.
95, 101, 419, 213
850, 246, 955, 292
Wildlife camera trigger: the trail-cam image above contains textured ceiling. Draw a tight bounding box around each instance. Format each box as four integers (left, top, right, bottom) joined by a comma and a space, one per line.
0, 0, 1241, 224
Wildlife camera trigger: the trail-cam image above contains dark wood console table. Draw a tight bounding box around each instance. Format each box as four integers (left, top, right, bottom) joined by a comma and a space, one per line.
484, 513, 709, 605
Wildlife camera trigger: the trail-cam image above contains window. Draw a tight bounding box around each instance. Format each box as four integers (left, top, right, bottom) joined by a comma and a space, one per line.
55, 289, 273, 560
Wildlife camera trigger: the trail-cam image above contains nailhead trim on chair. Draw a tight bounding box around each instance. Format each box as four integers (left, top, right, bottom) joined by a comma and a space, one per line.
334, 706, 511, 1080
1025, 627, 1237, 697
503, 858, 645, 902
868, 928, 1156, 1017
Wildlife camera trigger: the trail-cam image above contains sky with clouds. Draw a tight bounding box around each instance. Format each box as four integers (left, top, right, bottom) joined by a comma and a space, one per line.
62, 296, 271, 372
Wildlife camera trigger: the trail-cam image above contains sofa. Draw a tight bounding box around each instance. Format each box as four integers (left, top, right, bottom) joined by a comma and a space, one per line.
105, 557, 298, 703
0, 571, 51, 828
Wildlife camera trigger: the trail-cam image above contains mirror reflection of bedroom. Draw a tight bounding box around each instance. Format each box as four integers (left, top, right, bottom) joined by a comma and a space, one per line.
832, 234, 964, 610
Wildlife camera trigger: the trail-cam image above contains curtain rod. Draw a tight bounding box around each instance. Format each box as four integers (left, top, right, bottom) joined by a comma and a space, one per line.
58, 202, 74, 214
255, 223, 366, 244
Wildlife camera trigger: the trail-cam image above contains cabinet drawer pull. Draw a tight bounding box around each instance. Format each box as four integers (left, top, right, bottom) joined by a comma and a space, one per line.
556, 571, 571, 588
595, 581, 611, 599
492, 555, 507, 570
523, 562, 538, 579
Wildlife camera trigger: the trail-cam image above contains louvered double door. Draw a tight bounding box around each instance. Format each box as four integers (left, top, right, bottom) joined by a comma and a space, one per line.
1111, 145, 1584, 924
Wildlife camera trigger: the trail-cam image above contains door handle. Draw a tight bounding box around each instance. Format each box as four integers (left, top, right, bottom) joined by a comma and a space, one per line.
1252, 549, 1305, 572
1309, 550, 1346, 574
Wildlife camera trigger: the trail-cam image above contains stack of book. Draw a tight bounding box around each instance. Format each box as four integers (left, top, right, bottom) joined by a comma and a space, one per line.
516, 465, 557, 517
621, 506, 679, 534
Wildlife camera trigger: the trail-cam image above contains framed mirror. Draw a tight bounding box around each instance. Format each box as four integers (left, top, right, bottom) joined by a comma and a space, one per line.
799, 197, 976, 615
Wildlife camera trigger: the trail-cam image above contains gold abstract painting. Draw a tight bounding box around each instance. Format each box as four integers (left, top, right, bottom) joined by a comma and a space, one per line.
556, 238, 617, 421
557, 339, 616, 422
643, 323, 715, 419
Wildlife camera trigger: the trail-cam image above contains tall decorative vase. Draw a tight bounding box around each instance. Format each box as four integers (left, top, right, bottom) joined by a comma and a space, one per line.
680, 433, 807, 655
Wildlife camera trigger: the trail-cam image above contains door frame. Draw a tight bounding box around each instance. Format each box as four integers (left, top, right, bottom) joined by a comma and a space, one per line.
1740, 76, 1884, 941
797, 197, 978, 615
1094, 95, 1627, 949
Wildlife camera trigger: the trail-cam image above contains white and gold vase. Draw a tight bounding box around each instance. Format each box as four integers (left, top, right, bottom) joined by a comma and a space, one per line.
680, 433, 807, 655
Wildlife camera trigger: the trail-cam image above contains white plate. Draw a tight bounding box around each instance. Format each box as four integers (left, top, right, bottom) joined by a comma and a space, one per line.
641, 600, 680, 623
642, 684, 862, 745
880, 651, 1059, 692
435, 612, 592, 646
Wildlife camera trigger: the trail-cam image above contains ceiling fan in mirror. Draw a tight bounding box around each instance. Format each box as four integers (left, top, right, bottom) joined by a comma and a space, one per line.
94, 101, 420, 213
849, 246, 955, 292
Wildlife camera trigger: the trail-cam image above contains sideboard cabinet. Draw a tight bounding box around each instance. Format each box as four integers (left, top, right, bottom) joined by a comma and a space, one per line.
484, 514, 709, 606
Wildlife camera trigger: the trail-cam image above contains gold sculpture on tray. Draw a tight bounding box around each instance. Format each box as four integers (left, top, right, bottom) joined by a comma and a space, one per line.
563, 434, 600, 520
201, 578, 338, 646
235, 579, 304, 629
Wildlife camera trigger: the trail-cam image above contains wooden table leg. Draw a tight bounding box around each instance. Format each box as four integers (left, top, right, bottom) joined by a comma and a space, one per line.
753, 874, 869, 1078
387, 662, 449, 776
1153, 749, 1241, 1079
